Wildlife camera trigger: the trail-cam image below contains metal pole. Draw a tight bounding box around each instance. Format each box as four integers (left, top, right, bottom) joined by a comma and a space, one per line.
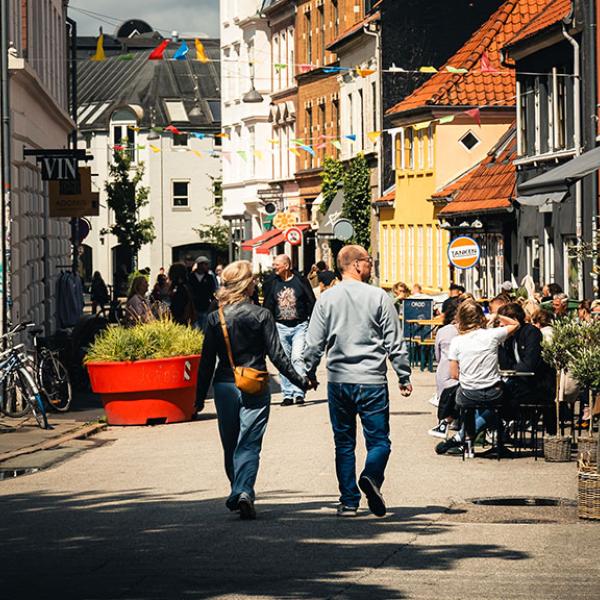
1, 0, 13, 335
66, 17, 79, 274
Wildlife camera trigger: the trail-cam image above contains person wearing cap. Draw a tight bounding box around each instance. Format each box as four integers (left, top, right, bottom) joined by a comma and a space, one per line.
188, 256, 217, 330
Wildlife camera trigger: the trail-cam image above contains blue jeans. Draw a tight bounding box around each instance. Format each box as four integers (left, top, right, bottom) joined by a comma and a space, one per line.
276, 321, 308, 400
213, 382, 271, 508
195, 311, 208, 332
328, 383, 391, 508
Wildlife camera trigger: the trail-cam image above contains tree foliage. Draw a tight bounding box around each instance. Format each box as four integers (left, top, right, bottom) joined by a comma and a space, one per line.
102, 151, 155, 269
320, 156, 345, 214
342, 153, 372, 250
194, 205, 229, 252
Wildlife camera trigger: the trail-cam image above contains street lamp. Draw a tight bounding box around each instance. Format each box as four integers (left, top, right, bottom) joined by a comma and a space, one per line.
243, 62, 263, 103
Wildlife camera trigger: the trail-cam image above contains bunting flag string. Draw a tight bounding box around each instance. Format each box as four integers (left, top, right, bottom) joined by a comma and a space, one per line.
173, 41, 189, 61
195, 38, 209, 63
149, 40, 169, 60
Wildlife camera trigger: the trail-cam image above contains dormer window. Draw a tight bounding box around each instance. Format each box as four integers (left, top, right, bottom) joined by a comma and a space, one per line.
110, 107, 137, 162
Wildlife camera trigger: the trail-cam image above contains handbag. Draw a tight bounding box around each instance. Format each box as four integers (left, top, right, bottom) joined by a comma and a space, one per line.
218, 306, 269, 395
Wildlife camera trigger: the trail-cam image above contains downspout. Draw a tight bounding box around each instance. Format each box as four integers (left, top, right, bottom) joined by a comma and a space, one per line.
363, 20, 381, 283
562, 24, 583, 298
1, 0, 12, 335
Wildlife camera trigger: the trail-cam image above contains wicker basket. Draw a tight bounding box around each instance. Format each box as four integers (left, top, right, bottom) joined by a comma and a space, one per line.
577, 436, 597, 466
578, 461, 600, 520
543, 435, 572, 462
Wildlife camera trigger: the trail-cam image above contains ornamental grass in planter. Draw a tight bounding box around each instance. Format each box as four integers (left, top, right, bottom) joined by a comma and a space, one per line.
85, 318, 204, 426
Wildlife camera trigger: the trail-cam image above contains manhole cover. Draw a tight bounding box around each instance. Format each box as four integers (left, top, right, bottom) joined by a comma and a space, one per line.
470, 496, 576, 507
0, 468, 40, 481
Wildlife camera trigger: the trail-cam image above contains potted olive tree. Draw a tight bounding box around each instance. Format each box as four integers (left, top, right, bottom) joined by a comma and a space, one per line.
541, 320, 581, 462
85, 318, 203, 426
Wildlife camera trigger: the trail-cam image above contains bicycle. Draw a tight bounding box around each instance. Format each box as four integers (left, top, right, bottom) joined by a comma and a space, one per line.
0, 322, 51, 429
28, 327, 72, 412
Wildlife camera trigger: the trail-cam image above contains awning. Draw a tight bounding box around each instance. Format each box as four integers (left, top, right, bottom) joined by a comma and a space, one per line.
241, 229, 280, 251
518, 146, 600, 194
516, 191, 567, 207
317, 188, 344, 238
256, 224, 310, 255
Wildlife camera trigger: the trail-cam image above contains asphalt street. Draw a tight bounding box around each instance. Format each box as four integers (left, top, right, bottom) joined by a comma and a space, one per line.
0, 366, 598, 600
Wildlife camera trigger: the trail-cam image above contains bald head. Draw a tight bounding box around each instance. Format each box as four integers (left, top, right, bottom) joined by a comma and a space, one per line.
273, 254, 292, 279
337, 245, 368, 272
274, 254, 291, 268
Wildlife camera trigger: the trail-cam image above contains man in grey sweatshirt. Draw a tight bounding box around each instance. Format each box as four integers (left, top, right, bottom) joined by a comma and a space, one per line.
304, 245, 412, 517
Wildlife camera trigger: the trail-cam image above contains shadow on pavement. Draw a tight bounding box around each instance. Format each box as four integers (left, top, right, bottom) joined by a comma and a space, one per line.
0, 488, 529, 599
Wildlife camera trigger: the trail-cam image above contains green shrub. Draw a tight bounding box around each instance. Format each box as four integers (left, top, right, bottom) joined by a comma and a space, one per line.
85, 318, 203, 363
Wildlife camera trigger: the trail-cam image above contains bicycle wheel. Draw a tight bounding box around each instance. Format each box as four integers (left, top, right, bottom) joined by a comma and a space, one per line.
16, 366, 49, 429
0, 370, 32, 417
39, 352, 72, 412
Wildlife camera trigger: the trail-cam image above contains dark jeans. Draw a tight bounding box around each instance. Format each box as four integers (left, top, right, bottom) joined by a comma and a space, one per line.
328, 383, 391, 508
456, 384, 503, 441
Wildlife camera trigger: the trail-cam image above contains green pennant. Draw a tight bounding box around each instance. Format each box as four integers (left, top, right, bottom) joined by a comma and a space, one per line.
119, 53, 135, 61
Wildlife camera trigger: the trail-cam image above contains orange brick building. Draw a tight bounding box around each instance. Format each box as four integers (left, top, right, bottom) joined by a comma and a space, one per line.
295, 0, 366, 217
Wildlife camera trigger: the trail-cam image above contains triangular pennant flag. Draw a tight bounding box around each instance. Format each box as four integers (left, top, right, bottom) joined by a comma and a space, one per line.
315, 143, 327, 150
254, 150, 264, 161
128, 125, 141, 132
480, 52, 497, 73
149, 40, 169, 60
174, 41, 189, 61
237, 150, 248, 161
136, 145, 146, 151
291, 138, 304, 145
298, 64, 312, 74
91, 33, 105, 62
151, 126, 164, 133
165, 125, 182, 135
192, 150, 203, 158
419, 66, 438, 73
299, 145, 316, 157
388, 64, 406, 73
268, 138, 279, 145
150, 144, 161, 153
464, 108, 481, 127
113, 144, 124, 151
413, 121, 431, 131
191, 132, 206, 139
214, 133, 229, 139
274, 63, 287, 72
345, 134, 357, 142
356, 68, 376, 77
195, 38, 209, 63
289, 148, 302, 157
438, 115, 455, 124
332, 140, 342, 151
367, 131, 382, 143
119, 53, 135, 61
446, 65, 468, 74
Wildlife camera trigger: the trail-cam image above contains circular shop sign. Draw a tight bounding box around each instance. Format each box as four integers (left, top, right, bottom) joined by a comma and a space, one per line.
285, 226, 303, 246
448, 236, 481, 270
333, 219, 355, 241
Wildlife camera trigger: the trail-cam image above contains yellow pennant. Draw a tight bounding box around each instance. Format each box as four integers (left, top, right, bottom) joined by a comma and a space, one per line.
195, 38, 209, 63
254, 150, 264, 161
91, 33, 105, 62
356, 67, 376, 77
289, 148, 302, 157
150, 144, 161, 153
128, 125, 141, 132
214, 132, 230, 139
419, 66, 438, 73
268, 138, 279, 145
192, 150, 203, 158
413, 121, 431, 131
367, 131, 382, 143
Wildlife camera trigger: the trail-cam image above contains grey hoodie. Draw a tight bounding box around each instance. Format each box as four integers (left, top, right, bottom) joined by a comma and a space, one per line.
304, 279, 411, 385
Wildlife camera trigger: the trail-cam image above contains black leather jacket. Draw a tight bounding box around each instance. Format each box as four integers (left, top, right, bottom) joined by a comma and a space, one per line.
196, 301, 308, 401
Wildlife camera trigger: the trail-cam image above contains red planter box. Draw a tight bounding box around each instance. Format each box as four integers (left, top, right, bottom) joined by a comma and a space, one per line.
87, 355, 201, 426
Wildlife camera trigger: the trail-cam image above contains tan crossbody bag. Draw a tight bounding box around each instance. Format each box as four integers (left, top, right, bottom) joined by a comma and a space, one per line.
218, 307, 269, 395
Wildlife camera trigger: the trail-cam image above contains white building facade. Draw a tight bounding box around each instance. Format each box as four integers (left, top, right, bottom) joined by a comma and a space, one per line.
5, 0, 73, 332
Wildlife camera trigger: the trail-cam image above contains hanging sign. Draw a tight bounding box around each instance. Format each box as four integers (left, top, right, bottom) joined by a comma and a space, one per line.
273, 211, 297, 230
285, 227, 303, 246
448, 236, 481, 270
333, 219, 354, 241
49, 167, 100, 218
23, 149, 90, 181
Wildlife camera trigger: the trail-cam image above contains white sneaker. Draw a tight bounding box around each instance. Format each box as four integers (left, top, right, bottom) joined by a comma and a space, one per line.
428, 421, 448, 439
428, 394, 439, 407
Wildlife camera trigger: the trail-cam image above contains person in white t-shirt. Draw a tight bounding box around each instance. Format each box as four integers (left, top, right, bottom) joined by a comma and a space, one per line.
435, 300, 519, 456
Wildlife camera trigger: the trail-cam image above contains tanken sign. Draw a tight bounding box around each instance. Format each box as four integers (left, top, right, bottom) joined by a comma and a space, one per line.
447, 236, 481, 270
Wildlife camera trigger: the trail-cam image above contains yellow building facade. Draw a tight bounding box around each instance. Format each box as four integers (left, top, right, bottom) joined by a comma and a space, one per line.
378, 116, 513, 292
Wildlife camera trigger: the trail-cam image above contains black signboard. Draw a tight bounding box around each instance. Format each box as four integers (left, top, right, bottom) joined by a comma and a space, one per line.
402, 298, 433, 339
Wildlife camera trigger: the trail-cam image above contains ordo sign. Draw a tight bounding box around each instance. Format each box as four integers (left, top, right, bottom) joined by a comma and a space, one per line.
448, 236, 480, 270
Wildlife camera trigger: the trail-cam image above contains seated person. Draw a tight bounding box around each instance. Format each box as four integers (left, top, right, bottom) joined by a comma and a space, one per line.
435, 300, 519, 456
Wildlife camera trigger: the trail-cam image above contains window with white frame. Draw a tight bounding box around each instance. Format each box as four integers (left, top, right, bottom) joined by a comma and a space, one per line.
172, 181, 190, 207
381, 226, 389, 282
417, 130, 425, 170
287, 27, 295, 88
273, 34, 281, 90
223, 47, 231, 101
110, 108, 137, 162
459, 131, 480, 151
408, 226, 414, 283
406, 128, 415, 170
525, 237, 540, 284
563, 237, 578, 299
436, 225, 443, 287
427, 225, 433, 285
427, 124, 435, 168
371, 81, 377, 136
233, 44, 241, 99
358, 89, 364, 151
172, 133, 188, 147
417, 225, 424, 284
391, 226, 398, 283
399, 226, 405, 282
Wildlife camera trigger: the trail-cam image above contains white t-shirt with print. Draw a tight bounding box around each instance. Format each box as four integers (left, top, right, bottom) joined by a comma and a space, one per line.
448, 327, 509, 390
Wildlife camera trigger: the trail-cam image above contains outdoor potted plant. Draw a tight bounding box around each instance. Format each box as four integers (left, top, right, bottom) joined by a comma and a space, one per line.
541, 319, 581, 462
85, 317, 203, 426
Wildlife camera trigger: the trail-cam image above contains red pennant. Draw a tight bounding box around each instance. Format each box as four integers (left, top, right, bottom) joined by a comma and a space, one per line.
149, 40, 169, 60
298, 64, 312, 74
480, 52, 497, 73
113, 144, 124, 151
464, 108, 481, 127
165, 124, 182, 135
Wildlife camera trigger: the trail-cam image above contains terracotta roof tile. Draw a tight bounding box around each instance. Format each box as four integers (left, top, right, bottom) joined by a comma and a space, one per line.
387, 0, 550, 115
374, 186, 395, 204
439, 126, 517, 215
327, 11, 380, 51
505, 0, 572, 47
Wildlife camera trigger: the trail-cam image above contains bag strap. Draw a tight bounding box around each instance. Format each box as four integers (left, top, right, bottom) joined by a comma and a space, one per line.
218, 306, 236, 370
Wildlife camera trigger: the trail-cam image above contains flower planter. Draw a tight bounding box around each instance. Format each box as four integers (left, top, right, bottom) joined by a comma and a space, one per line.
87, 355, 201, 426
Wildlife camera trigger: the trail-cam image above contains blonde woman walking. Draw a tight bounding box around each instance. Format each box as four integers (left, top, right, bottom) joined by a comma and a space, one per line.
196, 261, 310, 519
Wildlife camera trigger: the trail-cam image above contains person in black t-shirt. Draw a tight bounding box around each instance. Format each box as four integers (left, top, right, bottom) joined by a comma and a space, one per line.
263, 254, 316, 406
